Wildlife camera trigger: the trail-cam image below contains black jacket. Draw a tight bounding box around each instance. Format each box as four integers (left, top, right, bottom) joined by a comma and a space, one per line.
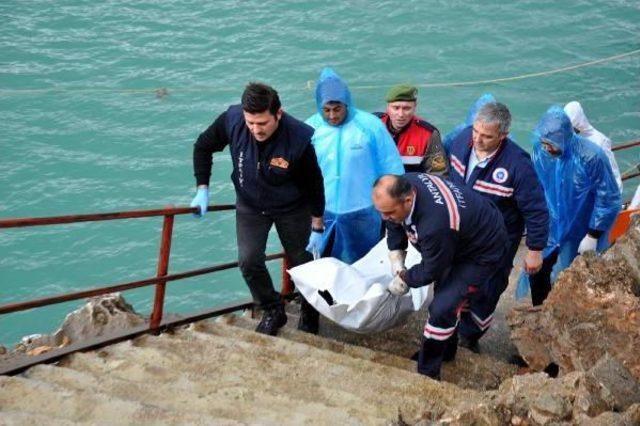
387, 173, 508, 287
193, 105, 325, 216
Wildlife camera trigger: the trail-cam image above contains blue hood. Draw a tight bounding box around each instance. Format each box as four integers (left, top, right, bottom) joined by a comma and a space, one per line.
533, 105, 574, 157
465, 93, 496, 125
443, 93, 498, 153
314, 67, 353, 121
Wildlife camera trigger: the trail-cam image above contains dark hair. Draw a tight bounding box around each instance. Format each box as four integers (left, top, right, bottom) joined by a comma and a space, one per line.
373, 174, 412, 200
241, 82, 281, 116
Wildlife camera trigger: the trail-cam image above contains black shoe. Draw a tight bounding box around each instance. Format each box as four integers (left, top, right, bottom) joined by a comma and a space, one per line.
255, 305, 287, 336
298, 299, 319, 334
458, 335, 480, 354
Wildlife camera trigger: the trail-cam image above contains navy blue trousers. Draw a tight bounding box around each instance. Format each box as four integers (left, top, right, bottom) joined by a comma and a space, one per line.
418, 260, 501, 379
457, 239, 521, 341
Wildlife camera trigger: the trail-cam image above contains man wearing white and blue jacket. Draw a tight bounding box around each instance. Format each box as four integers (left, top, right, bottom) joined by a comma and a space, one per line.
447, 101, 549, 347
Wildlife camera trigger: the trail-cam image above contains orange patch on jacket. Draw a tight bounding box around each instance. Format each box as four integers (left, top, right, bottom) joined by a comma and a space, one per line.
270, 157, 289, 169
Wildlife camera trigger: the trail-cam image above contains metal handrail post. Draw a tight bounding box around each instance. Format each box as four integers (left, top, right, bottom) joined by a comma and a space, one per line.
150, 211, 175, 329
280, 256, 293, 298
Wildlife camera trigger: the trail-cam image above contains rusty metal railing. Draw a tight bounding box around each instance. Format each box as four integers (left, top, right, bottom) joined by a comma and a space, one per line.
0, 204, 290, 329
612, 139, 640, 152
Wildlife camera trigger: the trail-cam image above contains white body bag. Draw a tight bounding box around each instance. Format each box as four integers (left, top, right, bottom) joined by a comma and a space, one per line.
288, 238, 433, 333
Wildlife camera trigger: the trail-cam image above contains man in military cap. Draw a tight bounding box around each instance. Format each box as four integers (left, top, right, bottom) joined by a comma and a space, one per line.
375, 84, 449, 174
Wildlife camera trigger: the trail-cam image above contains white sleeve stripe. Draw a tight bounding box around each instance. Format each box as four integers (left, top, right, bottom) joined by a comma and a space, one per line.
428, 175, 461, 231
474, 180, 513, 193
401, 156, 423, 165
473, 184, 513, 198
450, 155, 466, 177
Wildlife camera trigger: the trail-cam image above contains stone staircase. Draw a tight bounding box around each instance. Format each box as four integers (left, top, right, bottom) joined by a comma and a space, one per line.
0, 245, 528, 425
1, 312, 489, 425
4, 236, 640, 424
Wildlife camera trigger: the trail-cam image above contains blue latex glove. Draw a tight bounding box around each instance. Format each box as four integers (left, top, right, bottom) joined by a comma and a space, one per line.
515, 272, 530, 301
190, 187, 209, 217
306, 230, 324, 258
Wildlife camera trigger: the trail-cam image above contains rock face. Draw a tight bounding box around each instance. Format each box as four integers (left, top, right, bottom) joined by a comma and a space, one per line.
59, 293, 144, 342
438, 356, 640, 425
7, 293, 144, 358
508, 215, 640, 380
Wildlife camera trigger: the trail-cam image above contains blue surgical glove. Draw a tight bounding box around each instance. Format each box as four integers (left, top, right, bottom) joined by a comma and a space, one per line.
190, 187, 209, 217
306, 230, 324, 258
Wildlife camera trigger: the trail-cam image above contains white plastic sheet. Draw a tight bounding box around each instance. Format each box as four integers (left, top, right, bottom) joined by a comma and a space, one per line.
288, 238, 433, 333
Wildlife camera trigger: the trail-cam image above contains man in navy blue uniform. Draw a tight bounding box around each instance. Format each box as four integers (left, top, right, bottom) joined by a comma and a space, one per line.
373, 173, 508, 380
191, 83, 325, 336
446, 101, 549, 346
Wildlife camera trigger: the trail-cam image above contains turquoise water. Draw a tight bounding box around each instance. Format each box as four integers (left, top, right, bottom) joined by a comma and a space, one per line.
1, 0, 639, 346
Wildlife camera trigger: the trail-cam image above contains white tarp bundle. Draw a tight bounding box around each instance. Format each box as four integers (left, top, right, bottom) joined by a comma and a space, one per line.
288, 238, 433, 333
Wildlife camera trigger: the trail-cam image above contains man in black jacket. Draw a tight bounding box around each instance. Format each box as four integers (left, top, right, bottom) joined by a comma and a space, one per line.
191, 82, 325, 336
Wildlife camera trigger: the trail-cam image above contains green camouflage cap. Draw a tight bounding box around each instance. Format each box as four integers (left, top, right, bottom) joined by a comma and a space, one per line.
385, 84, 418, 102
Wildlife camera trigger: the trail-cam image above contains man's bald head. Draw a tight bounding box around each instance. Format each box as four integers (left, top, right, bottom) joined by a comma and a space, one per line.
372, 174, 414, 224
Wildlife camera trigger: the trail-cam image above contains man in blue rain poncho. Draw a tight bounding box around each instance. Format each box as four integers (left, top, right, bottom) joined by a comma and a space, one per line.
302, 67, 404, 332
443, 93, 496, 154
523, 106, 621, 305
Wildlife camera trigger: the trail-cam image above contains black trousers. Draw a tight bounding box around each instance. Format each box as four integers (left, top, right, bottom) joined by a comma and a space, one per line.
236, 201, 312, 309
529, 248, 560, 306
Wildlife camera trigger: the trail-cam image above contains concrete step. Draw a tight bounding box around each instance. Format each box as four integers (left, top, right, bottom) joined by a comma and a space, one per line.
202, 315, 416, 372
178, 320, 485, 417
0, 374, 213, 424
19, 341, 387, 425
0, 410, 80, 425
129, 329, 441, 420
22, 362, 277, 425
61, 322, 481, 424
229, 309, 518, 391
1, 317, 494, 424
61, 342, 378, 424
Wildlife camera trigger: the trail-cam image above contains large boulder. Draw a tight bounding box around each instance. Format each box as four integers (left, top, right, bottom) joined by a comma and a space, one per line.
508, 215, 640, 379
435, 358, 640, 425
59, 293, 144, 342
8, 293, 145, 358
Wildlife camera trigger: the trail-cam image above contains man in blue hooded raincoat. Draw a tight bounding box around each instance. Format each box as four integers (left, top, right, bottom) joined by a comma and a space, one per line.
305, 66, 404, 269
301, 68, 403, 334
525, 106, 621, 305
